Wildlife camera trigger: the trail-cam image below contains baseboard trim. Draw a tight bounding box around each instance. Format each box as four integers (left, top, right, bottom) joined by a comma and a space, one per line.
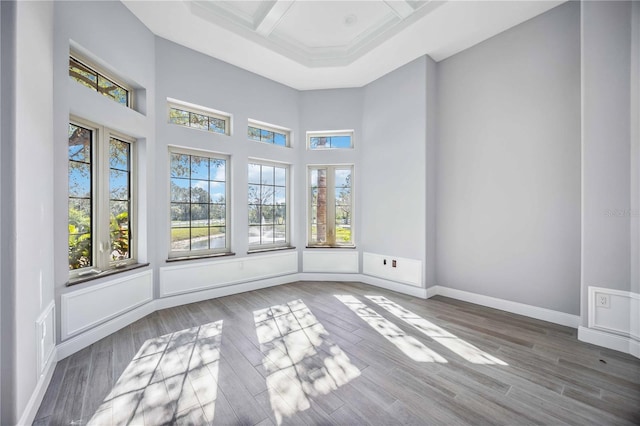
578, 326, 640, 359
429, 286, 580, 328
155, 273, 298, 310
57, 301, 156, 360
360, 274, 428, 298
17, 347, 57, 426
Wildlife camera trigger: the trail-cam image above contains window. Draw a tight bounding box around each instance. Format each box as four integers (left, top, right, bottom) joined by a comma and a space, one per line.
169, 149, 230, 258
69, 56, 130, 107
307, 130, 353, 150
68, 118, 136, 277
248, 120, 290, 147
248, 162, 289, 250
308, 165, 353, 247
168, 99, 231, 136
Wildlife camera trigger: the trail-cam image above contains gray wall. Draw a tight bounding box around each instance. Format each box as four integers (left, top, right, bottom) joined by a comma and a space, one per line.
53, 0, 156, 336
155, 38, 300, 267
436, 2, 581, 314
581, 0, 634, 322
361, 57, 428, 274
0, 2, 16, 422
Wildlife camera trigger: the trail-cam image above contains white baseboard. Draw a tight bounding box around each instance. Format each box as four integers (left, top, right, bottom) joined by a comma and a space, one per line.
17, 347, 57, 426
155, 273, 298, 310
57, 301, 156, 360
578, 326, 640, 359
360, 274, 428, 298
428, 286, 580, 328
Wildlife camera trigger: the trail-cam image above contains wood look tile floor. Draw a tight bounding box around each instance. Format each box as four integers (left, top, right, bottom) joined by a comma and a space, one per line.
34, 281, 640, 425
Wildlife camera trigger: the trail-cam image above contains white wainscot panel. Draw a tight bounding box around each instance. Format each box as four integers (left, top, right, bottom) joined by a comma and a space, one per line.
589, 286, 640, 340
302, 250, 359, 273
363, 252, 422, 287
61, 270, 153, 340
160, 251, 298, 297
36, 301, 55, 376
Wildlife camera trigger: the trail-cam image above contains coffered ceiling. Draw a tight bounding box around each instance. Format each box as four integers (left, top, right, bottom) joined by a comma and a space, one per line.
122, 0, 565, 90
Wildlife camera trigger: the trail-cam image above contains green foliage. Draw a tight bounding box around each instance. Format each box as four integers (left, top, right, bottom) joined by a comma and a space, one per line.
68, 207, 91, 270
110, 211, 129, 261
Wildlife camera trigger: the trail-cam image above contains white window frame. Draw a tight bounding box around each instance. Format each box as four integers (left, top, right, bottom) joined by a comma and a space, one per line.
167, 98, 232, 136
307, 164, 355, 248
68, 116, 137, 280
69, 52, 133, 109
248, 159, 291, 252
306, 130, 354, 150
248, 119, 291, 147
168, 146, 231, 259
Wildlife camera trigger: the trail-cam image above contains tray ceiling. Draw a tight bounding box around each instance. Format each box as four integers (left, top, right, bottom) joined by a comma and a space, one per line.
122, 0, 565, 90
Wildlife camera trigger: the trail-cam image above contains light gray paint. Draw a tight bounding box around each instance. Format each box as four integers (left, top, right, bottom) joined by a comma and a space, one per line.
632, 1, 640, 296
53, 0, 156, 303
581, 1, 633, 324
0, 2, 16, 423
436, 2, 581, 314
298, 88, 363, 268
425, 56, 437, 288
7, 0, 56, 422
361, 57, 428, 280
155, 38, 300, 264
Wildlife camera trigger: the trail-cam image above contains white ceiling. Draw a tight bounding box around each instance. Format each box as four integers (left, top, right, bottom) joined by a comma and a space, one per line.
123, 0, 565, 90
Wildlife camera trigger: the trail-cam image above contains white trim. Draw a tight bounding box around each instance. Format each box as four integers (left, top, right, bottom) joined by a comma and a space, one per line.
160, 251, 297, 297
36, 301, 56, 376
156, 273, 295, 310
428, 286, 580, 328
57, 300, 155, 360
61, 270, 153, 339
306, 129, 355, 150
578, 326, 640, 359
17, 347, 57, 426
358, 274, 428, 298
588, 286, 640, 338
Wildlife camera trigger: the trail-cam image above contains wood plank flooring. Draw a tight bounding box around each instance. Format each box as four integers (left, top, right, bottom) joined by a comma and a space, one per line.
34, 281, 640, 425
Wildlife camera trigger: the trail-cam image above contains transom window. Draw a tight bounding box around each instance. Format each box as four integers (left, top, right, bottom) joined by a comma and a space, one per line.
248, 162, 289, 250
308, 165, 353, 247
69, 56, 130, 107
169, 149, 230, 258
248, 120, 290, 147
168, 99, 231, 136
307, 130, 354, 150
68, 118, 136, 278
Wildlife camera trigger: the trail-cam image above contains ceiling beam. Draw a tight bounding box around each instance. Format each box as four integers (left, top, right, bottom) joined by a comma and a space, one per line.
383, 0, 415, 19
255, 0, 295, 37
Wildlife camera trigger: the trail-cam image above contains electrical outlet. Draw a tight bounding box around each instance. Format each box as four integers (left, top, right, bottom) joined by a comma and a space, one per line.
392, 260, 397, 268
596, 293, 610, 309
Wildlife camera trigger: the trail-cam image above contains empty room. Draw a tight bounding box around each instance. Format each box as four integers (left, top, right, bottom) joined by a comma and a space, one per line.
0, 0, 639, 424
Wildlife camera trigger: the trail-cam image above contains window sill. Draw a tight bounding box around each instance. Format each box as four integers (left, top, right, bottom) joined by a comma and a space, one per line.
247, 246, 296, 255
305, 245, 356, 249
67, 262, 150, 287
166, 252, 235, 263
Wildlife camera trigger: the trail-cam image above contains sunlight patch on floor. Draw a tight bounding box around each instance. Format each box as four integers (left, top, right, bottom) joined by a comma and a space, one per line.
366, 295, 508, 365
254, 299, 360, 425
335, 295, 447, 363
88, 320, 223, 425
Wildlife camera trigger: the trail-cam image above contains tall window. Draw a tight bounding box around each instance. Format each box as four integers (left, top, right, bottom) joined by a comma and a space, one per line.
68, 119, 135, 278
248, 162, 289, 250
308, 165, 353, 247
69, 56, 130, 107
169, 149, 230, 257
307, 130, 353, 150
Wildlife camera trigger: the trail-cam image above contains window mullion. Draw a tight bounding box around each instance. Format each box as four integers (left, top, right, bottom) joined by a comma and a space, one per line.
327, 166, 336, 246
97, 129, 111, 270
